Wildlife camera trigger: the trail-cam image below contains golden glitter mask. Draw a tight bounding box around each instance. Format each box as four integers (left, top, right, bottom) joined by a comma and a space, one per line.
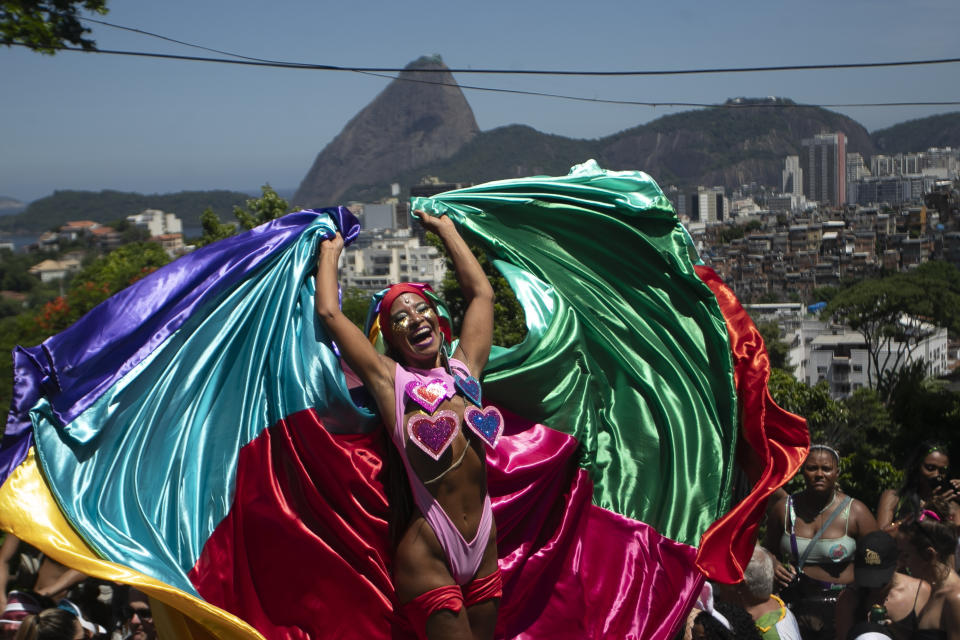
391, 305, 438, 337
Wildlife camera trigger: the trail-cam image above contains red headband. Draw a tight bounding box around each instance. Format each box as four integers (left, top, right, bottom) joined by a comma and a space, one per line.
378, 283, 435, 345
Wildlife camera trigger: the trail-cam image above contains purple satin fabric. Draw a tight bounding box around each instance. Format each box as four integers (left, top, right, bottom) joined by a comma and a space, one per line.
1, 209, 359, 481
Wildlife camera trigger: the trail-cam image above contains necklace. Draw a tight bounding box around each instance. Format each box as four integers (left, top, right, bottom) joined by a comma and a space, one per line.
800, 490, 837, 520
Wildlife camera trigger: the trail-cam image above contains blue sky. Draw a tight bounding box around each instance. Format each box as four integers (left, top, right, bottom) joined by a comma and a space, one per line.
2, 0, 958, 203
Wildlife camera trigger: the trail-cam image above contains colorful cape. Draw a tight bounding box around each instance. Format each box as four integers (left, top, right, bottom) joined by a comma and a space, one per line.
0, 161, 808, 640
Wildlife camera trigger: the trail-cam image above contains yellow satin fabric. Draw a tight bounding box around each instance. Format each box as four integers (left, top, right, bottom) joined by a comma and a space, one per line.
0, 449, 264, 640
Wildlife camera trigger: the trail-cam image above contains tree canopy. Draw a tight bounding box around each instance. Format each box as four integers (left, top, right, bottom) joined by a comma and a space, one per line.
197, 185, 294, 247
824, 262, 960, 397
1, 0, 107, 53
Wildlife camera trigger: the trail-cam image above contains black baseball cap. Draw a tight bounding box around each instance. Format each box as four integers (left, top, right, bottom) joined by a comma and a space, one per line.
854, 530, 898, 588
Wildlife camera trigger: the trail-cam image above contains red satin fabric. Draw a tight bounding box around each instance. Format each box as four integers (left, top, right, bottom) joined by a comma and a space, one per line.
463, 569, 502, 607
694, 265, 810, 583
403, 585, 464, 639
191, 406, 706, 639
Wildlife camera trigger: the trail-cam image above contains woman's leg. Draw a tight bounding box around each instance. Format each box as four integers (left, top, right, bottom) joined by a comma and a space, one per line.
395, 517, 473, 640
464, 526, 499, 640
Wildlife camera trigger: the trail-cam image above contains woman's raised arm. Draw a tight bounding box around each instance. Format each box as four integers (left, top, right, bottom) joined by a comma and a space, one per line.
315, 233, 394, 405
415, 211, 494, 376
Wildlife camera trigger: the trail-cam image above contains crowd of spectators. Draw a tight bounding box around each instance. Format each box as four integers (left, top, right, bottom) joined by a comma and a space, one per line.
0, 534, 154, 640
682, 440, 960, 640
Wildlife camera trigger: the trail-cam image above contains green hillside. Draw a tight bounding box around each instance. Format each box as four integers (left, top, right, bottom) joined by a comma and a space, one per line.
871, 112, 960, 154
342, 99, 879, 199
0, 190, 252, 232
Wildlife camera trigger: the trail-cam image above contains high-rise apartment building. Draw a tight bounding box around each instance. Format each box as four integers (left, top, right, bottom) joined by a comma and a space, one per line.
801, 132, 847, 207
782, 155, 803, 197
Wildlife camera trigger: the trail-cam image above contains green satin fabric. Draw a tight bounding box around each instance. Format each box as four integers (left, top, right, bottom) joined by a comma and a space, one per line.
413, 161, 737, 545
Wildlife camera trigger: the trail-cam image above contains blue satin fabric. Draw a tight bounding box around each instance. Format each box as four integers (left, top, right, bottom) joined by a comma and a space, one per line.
26, 210, 373, 593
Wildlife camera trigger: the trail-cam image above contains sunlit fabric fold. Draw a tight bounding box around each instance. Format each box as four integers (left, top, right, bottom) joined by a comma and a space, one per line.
1, 161, 806, 639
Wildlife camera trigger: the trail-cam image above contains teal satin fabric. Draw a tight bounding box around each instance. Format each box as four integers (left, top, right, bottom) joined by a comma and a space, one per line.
412, 160, 738, 545
31, 214, 377, 593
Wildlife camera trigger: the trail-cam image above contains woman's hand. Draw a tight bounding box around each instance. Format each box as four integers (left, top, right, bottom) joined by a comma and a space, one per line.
319, 232, 344, 257
931, 478, 960, 503
773, 561, 797, 590
413, 210, 454, 234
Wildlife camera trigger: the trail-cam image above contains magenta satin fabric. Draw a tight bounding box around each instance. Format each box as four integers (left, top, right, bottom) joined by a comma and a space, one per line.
190, 406, 703, 639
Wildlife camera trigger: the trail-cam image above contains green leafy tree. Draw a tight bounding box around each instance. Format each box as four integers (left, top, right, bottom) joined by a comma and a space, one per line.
198, 185, 293, 247
197, 207, 236, 248
233, 185, 292, 230
825, 275, 935, 397
908, 261, 960, 335
1, 0, 107, 53
0, 250, 39, 292
838, 454, 901, 512
37, 242, 170, 333
755, 320, 794, 373
0, 242, 169, 414
341, 287, 371, 329
426, 234, 527, 348
767, 369, 846, 446
840, 387, 896, 460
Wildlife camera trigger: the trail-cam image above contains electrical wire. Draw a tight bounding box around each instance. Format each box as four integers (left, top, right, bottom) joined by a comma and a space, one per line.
5, 33, 960, 110
77, 18, 960, 77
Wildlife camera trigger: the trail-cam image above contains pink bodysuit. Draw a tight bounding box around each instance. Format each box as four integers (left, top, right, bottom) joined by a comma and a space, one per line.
392, 359, 494, 585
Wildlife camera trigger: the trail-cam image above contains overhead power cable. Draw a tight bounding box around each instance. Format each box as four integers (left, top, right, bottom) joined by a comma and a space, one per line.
5, 38, 960, 110
77, 18, 960, 76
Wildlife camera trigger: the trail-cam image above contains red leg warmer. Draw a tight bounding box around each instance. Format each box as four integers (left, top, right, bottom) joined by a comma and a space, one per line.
463, 569, 503, 608
402, 585, 464, 639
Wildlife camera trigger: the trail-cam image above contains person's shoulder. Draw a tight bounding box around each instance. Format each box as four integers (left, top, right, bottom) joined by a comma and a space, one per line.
846, 495, 877, 522
768, 489, 789, 510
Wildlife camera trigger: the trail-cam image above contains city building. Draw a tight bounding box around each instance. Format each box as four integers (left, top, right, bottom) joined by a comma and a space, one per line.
747, 304, 950, 399
59, 220, 100, 242
153, 233, 185, 257
126, 209, 183, 237
339, 228, 447, 292
782, 155, 803, 197
676, 186, 728, 223
28, 257, 82, 283
801, 132, 847, 207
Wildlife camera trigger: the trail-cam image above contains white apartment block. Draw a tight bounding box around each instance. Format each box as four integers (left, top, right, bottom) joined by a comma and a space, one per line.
340, 229, 447, 292
782, 155, 803, 197
746, 303, 949, 399
349, 202, 398, 231
127, 209, 183, 237
794, 319, 946, 399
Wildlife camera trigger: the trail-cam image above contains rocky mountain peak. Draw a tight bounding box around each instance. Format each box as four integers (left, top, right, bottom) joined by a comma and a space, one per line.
293, 56, 480, 207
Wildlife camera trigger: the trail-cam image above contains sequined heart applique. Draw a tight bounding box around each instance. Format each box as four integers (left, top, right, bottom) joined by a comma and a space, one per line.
407, 410, 460, 460
454, 373, 482, 407
464, 406, 504, 449
404, 378, 453, 413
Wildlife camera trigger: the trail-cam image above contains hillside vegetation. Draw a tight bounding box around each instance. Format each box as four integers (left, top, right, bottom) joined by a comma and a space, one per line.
871, 111, 960, 154
340, 99, 900, 201
0, 189, 252, 232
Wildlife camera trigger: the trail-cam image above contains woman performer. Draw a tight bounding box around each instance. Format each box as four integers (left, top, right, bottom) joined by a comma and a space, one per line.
877, 441, 960, 530
894, 500, 960, 639
764, 444, 877, 640
315, 211, 500, 640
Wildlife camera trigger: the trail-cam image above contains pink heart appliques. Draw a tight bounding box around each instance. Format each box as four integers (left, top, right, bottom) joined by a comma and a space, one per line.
404, 378, 453, 413
464, 406, 504, 449
407, 410, 460, 460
